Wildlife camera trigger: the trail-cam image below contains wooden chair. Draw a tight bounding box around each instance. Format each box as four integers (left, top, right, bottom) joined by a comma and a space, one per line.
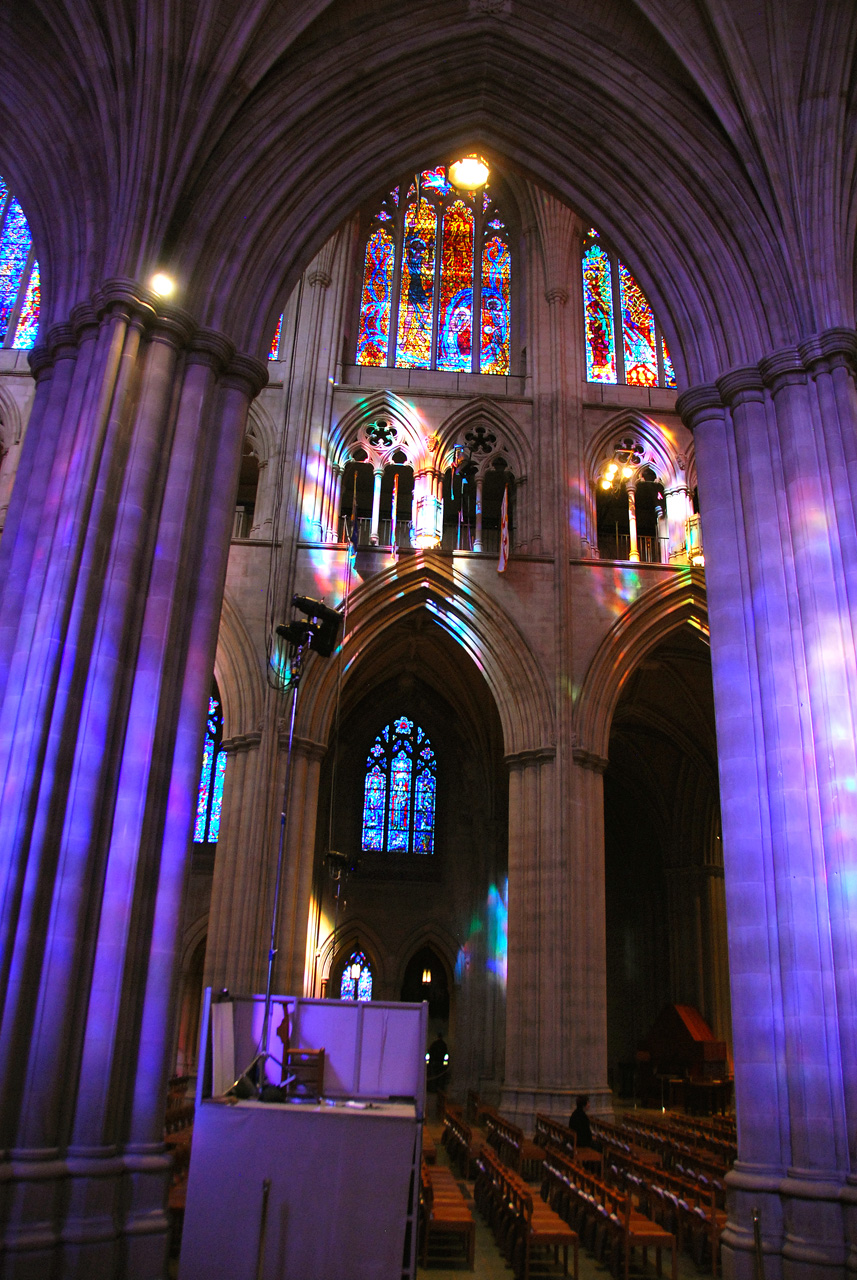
420, 1165, 475, 1270
282, 1048, 325, 1099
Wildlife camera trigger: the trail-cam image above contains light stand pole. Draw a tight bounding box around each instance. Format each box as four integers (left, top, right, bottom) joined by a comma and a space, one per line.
232, 595, 343, 1096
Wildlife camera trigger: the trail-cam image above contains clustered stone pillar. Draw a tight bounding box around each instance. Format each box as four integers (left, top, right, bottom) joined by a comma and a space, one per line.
678, 328, 857, 1278
0, 281, 266, 1278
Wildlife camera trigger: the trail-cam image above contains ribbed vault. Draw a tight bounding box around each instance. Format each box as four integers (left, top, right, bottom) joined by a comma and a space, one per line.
0, 0, 855, 385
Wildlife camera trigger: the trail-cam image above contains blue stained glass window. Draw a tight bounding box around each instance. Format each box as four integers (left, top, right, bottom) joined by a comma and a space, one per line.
194, 684, 227, 844
340, 950, 373, 1001
361, 717, 437, 855
0, 196, 34, 346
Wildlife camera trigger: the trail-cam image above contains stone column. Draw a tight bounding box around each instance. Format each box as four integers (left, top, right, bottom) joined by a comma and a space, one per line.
369, 467, 383, 545
678, 328, 857, 1278
626, 481, 639, 561
473, 474, 484, 552
0, 281, 266, 1278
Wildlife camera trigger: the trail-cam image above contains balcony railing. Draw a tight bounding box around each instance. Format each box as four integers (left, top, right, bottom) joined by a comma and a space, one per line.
597, 532, 670, 563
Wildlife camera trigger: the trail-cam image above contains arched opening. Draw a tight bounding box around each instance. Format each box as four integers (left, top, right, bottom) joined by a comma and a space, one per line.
309, 609, 508, 1093
604, 624, 731, 1104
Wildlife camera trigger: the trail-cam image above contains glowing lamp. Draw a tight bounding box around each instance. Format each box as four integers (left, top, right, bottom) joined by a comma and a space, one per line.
422, 967, 432, 985
350, 961, 361, 980
448, 154, 490, 191
601, 479, 611, 490
622, 466, 633, 478
150, 272, 176, 298
692, 553, 705, 567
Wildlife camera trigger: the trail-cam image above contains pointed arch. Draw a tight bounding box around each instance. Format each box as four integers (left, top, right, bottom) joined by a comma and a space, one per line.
330, 389, 429, 469
585, 409, 685, 489
394, 925, 458, 997
574, 568, 708, 764
436, 396, 531, 479
214, 592, 264, 742
246, 397, 278, 464
317, 919, 388, 993
296, 554, 555, 759
0, 379, 24, 447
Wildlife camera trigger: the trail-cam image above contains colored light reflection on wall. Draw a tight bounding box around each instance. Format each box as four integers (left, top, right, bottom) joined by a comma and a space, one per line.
486, 878, 508, 987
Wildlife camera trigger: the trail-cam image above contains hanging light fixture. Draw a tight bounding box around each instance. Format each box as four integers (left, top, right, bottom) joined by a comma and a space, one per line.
448, 154, 490, 191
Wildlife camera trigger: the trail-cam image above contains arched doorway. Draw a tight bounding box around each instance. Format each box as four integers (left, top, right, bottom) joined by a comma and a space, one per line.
604, 624, 730, 1101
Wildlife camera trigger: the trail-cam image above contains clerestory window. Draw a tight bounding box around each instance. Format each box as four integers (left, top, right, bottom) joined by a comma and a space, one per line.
194, 683, 227, 843
582, 228, 676, 389
0, 176, 40, 349
361, 716, 437, 855
354, 166, 511, 375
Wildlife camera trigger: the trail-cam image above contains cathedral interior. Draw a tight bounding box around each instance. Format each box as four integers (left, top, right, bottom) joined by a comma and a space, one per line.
0, 1, 855, 1276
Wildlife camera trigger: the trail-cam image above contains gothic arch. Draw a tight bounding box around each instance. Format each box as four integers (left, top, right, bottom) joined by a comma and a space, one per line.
317, 919, 388, 993
574, 569, 709, 763
296, 554, 555, 758
214, 592, 264, 741
585, 410, 685, 490
0, 381, 23, 448
394, 925, 458, 997
330, 390, 428, 469
246, 398, 278, 464
436, 397, 531, 480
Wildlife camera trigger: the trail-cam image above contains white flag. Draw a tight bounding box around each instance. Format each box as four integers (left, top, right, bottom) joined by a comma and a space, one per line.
497, 486, 509, 573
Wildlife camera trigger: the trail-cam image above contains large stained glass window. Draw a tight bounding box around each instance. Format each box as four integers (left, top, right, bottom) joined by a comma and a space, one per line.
582, 229, 676, 389
361, 717, 437, 855
355, 166, 512, 375
0, 178, 40, 350
340, 950, 373, 1001
194, 684, 227, 844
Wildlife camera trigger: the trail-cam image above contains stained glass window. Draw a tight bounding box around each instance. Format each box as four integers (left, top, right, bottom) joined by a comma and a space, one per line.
583, 229, 675, 388
481, 237, 511, 375
619, 262, 657, 387
582, 243, 616, 383
194, 684, 227, 844
361, 717, 436, 855
437, 201, 473, 372
268, 312, 283, 360
357, 227, 395, 366
340, 950, 373, 1001
0, 179, 39, 350
355, 166, 511, 375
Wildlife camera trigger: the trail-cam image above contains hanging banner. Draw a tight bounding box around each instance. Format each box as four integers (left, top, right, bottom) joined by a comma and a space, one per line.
497, 485, 509, 573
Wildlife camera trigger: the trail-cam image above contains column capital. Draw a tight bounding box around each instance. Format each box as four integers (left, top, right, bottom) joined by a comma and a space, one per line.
223, 352, 269, 397
186, 327, 235, 373
572, 747, 609, 774
798, 327, 857, 378
675, 383, 723, 431
221, 731, 262, 754
758, 345, 805, 392
716, 366, 765, 407
544, 285, 569, 305
505, 745, 556, 771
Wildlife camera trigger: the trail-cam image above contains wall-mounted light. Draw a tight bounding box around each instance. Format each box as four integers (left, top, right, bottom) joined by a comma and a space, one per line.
422, 967, 432, 985
448, 154, 490, 191
150, 272, 176, 298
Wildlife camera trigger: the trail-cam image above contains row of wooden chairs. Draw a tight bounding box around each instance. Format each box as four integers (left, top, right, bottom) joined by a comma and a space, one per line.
541, 1148, 677, 1280
443, 1109, 487, 1179
602, 1153, 726, 1276
480, 1103, 546, 1179
420, 1160, 476, 1270
535, 1113, 603, 1172
593, 1115, 729, 1181
475, 1145, 578, 1280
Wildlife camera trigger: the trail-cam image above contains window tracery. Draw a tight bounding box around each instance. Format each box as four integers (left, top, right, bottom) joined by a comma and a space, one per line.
355, 168, 511, 375
361, 717, 437, 855
582, 229, 675, 389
